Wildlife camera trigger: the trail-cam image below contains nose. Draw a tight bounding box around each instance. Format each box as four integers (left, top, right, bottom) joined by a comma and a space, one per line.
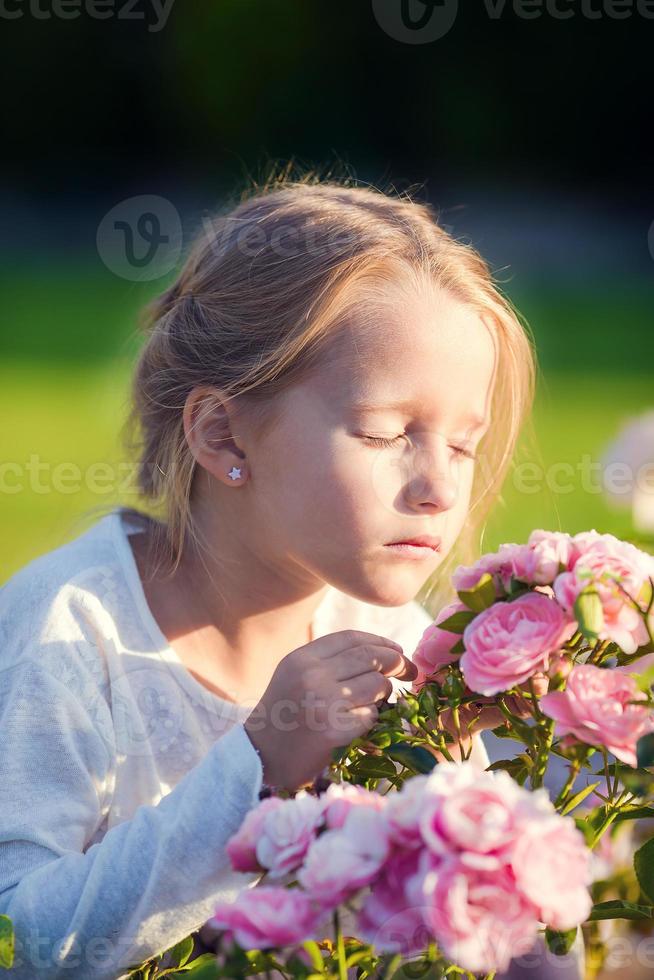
401, 440, 461, 512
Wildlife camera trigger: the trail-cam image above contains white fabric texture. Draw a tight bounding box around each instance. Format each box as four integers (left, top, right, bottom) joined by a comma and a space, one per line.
0, 506, 488, 978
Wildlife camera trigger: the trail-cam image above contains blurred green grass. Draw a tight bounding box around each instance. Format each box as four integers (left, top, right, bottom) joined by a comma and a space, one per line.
2, 261, 653, 582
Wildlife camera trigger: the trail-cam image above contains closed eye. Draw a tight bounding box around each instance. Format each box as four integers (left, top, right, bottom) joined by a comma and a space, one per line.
362, 435, 476, 459
362, 434, 406, 449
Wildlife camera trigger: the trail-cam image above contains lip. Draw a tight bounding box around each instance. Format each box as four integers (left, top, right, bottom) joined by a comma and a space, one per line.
386, 535, 442, 551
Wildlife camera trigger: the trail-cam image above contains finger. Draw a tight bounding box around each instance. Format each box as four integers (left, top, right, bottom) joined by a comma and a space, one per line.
343, 703, 379, 735
328, 703, 380, 744
516, 673, 549, 698
332, 645, 418, 683
317, 630, 406, 661
391, 653, 418, 681
474, 707, 507, 732
338, 672, 394, 708
505, 694, 532, 718
530, 672, 550, 696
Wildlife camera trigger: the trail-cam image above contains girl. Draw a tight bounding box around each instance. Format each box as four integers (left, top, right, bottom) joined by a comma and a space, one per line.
0, 172, 537, 978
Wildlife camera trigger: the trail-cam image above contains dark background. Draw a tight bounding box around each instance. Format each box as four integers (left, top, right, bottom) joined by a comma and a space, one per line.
2, 2, 652, 198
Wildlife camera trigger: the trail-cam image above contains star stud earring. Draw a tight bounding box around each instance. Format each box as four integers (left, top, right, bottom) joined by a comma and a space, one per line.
227, 466, 242, 481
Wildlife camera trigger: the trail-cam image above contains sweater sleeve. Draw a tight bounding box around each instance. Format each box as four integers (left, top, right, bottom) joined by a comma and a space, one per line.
0, 662, 264, 980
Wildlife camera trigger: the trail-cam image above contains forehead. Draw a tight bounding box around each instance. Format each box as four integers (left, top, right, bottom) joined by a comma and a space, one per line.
320, 283, 497, 427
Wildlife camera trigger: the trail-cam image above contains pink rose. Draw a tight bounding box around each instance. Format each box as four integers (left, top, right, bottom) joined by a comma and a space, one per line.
298, 807, 390, 905
453, 539, 566, 595
382, 774, 431, 848
256, 791, 324, 879
541, 662, 654, 766
356, 847, 429, 956
319, 781, 387, 830
554, 530, 654, 654
209, 886, 320, 950
418, 859, 540, 974
411, 600, 466, 693
226, 796, 284, 873
419, 763, 528, 867
515, 530, 574, 585
452, 549, 517, 596
460, 592, 577, 696
510, 815, 593, 930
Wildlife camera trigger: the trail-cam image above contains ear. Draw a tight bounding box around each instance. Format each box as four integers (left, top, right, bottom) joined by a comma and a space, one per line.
183, 386, 247, 484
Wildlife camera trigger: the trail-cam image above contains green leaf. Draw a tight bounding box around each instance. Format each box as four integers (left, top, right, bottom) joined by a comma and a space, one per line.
575, 808, 608, 846
545, 926, 578, 955
165, 935, 195, 968
587, 804, 610, 833
243, 949, 279, 974
637, 733, 654, 768
595, 762, 654, 794
573, 587, 604, 640
634, 837, 654, 902
369, 730, 392, 748
560, 781, 601, 816
486, 758, 529, 783
456, 573, 497, 613
491, 724, 529, 744
351, 754, 398, 780
0, 915, 14, 970
441, 672, 465, 704
619, 768, 654, 796
301, 940, 325, 972
330, 744, 352, 765
615, 806, 654, 822
630, 663, 654, 695
169, 955, 221, 977
345, 948, 376, 969
434, 609, 476, 634
386, 744, 438, 774
589, 900, 654, 921
487, 758, 521, 773
417, 684, 439, 715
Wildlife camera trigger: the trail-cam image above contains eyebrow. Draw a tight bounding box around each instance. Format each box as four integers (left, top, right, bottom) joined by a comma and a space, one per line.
351, 400, 490, 431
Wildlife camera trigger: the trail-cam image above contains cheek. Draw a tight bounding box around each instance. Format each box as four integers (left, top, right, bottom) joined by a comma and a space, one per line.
453, 465, 476, 509
288, 439, 392, 541
438, 471, 477, 549
261, 434, 365, 533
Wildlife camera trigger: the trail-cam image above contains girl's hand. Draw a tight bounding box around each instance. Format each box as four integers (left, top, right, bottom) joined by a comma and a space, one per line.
428, 672, 550, 760
244, 630, 417, 792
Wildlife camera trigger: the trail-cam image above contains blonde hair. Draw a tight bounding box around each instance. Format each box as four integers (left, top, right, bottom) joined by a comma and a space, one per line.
88, 163, 538, 614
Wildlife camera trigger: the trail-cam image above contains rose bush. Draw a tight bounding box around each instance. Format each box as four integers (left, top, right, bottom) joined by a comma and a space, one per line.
79, 528, 654, 980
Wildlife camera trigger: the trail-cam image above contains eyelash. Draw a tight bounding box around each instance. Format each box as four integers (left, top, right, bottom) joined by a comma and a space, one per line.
363, 435, 477, 460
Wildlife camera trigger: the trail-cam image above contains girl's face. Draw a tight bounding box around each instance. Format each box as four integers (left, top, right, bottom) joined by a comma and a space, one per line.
242, 281, 497, 606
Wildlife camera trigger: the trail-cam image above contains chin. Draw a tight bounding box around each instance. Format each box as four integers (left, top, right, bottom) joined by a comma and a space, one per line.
356, 575, 429, 607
